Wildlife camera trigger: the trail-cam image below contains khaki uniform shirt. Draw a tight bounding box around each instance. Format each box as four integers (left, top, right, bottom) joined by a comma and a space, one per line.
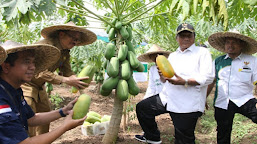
21, 38, 75, 102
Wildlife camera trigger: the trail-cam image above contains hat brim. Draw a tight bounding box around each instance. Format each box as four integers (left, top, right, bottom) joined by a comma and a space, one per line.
0, 46, 7, 65
41, 25, 97, 46
137, 51, 171, 62
6, 44, 60, 74
208, 32, 257, 54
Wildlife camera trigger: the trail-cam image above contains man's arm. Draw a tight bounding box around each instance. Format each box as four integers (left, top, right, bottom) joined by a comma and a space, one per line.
28, 98, 77, 126
19, 111, 86, 144
206, 80, 215, 98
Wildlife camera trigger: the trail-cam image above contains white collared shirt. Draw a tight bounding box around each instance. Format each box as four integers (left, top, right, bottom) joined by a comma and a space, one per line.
144, 65, 164, 99
214, 53, 257, 110
159, 44, 214, 113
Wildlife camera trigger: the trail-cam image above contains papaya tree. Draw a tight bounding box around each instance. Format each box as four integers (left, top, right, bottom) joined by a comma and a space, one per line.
56, 1, 167, 143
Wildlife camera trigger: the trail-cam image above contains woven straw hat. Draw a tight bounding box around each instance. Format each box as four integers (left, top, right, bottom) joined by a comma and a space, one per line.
137, 44, 171, 62
0, 46, 7, 65
41, 21, 97, 46
1, 40, 61, 74
208, 32, 257, 54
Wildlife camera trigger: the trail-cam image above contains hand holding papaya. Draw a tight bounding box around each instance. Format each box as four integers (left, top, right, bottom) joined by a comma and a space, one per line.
62, 97, 78, 115
166, 73, 186, 85
62, 75, 89, 89
63, 110, 87, 131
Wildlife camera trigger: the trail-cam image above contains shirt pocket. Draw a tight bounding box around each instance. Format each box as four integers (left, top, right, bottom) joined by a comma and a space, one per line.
239, 69, 252, 82
0, 112, 19, 124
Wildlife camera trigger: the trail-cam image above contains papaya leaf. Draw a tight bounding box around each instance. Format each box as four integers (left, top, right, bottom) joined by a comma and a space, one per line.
182, 1, 190, 20
201, 0, 209, 15
176, 0, 184, 13
193, 0, 198, 13
218, 0, 228, 29
242, 0, 257, 5
169, 0, 179, 14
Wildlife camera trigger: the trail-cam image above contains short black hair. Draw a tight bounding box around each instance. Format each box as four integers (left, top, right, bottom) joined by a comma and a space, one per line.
0, 49, 35, 73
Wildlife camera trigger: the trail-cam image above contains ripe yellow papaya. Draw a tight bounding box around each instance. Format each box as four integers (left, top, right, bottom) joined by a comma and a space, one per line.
72, 94, 91, 119
156, 55, 174, 78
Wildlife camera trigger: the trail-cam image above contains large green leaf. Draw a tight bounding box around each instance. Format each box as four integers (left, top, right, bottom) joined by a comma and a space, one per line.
1, 0, 32, 21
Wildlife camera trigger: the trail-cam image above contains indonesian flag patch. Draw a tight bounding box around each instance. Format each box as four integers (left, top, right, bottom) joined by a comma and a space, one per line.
0, 105, 12, 114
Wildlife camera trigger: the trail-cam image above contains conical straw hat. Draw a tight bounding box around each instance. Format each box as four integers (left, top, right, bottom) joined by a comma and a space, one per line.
41, 21, 97, 46
208, 31, 257, 54
137, 44, 171, 62
0, 46, 7, 65
1, 40, 61, 74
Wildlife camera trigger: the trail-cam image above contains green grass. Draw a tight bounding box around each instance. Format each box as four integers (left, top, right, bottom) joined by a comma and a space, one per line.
197, 95, 257, 143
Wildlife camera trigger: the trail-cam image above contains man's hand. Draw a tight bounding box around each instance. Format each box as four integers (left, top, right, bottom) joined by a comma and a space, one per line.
62, 75, 89, 89
63, 110, 87, 131
156, 65, 167, 83
62, 98, 78, 115
166, 73, 186, 85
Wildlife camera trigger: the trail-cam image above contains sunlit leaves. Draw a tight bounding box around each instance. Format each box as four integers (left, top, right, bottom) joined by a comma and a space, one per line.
1, 0, 32, 21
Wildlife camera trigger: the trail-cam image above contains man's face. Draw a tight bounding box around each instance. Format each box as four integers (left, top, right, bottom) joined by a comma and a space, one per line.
224, 37, 243, 56
176, 31, 195, 50
8, 51, 36, 83
59, 31, 82, 49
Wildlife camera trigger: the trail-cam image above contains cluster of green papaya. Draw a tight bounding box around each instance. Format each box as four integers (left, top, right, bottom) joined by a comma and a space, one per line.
83, 111, 111, 125
100, 18, 144, 101
94, 70, 104, 84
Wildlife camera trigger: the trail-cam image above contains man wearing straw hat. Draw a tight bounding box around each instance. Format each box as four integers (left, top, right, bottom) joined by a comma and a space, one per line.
0, 40, 86, 144
207, 32, 257, 144
21, 21, 97, 136
137, 44, 171, 99
135, 23, 214, 144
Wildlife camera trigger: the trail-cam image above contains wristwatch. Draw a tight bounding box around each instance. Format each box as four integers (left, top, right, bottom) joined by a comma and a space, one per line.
59, 108, 67, 117
184, 79, 188, 88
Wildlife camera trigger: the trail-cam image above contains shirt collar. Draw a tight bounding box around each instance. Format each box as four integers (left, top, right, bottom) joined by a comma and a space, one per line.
0, 79, 23, 97
224, 53, 243, 60
177, 43, 196, 53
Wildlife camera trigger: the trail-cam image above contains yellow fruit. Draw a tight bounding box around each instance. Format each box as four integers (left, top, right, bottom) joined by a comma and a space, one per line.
156, 55, 174, 78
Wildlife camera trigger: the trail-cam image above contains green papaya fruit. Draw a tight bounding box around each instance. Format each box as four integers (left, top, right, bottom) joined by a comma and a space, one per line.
107, 57, 119, 77
72, 94, 91, 119
118, 44, 128, 61
116, 80, 129, 101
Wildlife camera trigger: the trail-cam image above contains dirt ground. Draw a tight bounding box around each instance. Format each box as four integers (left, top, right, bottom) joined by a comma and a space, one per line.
49, 82, 256, 144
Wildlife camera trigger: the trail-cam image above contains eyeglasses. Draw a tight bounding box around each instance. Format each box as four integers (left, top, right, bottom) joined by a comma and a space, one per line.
64, 32, 81, 43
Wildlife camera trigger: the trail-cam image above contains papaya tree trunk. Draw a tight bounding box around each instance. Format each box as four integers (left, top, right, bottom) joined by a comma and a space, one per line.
102, 95, 123, 144
123, 102, 127, 132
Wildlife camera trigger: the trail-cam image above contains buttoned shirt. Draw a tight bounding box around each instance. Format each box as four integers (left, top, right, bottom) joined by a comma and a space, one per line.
213, 53, 257, 110
159, 44, 214, 113
0, 79, 35, 143
144, 65, 164, 99
21, 38, 75, 101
